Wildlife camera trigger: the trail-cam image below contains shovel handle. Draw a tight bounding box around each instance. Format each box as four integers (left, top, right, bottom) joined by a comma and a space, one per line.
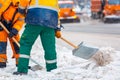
60, 37, 78, 49
0, 22, 20, 47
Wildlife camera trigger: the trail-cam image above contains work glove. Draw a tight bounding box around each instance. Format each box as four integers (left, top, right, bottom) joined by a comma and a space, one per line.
55, 24, 63, 38
55, 30, 61, 38
8, 28, 18, 38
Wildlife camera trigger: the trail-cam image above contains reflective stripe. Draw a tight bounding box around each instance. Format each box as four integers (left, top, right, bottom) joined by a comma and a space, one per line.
28, 5, 58, 12
18, 17, 25, 21
36, 0, 39, 6
30, 0, 40, 6
45, 59, 57, 64
20, 54, 30, 59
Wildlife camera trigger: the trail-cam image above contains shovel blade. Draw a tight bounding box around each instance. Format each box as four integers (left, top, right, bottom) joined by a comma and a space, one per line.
30, 65, 43, 71
72, 42, 99, 59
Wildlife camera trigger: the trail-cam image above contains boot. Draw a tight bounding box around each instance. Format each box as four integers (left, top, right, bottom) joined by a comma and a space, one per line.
0, 62, 6, 68
13, 71, 27, 75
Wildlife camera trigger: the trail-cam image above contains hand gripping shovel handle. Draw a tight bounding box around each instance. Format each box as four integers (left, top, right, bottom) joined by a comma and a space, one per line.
0, 22, 42, 70
60, 36, 78, 49
0, 22, 20, 47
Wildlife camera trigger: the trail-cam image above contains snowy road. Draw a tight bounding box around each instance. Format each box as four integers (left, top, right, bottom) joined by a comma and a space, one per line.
59, 21, 120, 51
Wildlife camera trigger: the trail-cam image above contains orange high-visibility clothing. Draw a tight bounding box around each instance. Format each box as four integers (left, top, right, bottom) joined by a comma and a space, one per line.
0, 0, 24, 31
0, 0, 24, 64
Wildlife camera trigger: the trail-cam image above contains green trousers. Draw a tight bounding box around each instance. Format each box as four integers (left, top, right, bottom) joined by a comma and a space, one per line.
17, 24, 57, 73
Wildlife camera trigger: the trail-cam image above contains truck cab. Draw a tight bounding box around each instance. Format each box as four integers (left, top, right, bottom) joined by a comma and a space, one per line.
103, 0, 120, 22
58, 0, 80, 23
91, 0, 120, 23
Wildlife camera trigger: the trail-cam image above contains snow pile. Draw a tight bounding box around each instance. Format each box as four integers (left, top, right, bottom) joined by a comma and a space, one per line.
91, 47, 115, 66
0, 39, 120, 80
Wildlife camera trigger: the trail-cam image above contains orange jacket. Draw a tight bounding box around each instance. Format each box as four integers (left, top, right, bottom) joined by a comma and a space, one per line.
0, 0, 25, 31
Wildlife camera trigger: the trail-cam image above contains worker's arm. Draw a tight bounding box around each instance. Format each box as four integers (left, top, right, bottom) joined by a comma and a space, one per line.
8, 13, 25, 38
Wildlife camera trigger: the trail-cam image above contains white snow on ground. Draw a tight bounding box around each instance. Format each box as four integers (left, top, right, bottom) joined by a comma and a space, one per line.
0, 36, 120, 80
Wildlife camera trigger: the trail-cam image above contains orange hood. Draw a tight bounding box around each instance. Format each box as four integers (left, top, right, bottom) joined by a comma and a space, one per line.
59, 8, 75, 17
105, 5, 120, 12
104, 4, 120, 15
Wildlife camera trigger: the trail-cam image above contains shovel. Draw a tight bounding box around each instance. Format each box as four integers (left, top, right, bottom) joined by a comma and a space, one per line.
60, 37, 99, 59
0, 22, 43, 71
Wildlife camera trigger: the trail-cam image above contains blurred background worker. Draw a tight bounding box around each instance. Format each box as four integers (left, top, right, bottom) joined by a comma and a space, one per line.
0, 0, 25, 68
13, 0, 61, 75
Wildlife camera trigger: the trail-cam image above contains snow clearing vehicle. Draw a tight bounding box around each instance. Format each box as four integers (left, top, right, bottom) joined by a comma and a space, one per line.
91, 0, 120, 23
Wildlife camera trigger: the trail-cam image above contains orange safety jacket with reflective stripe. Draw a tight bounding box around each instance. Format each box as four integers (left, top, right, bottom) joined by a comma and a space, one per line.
0, 0, 24, 31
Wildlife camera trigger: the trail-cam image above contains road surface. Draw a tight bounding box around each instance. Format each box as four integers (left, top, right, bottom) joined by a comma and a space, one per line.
57, 20, 120, 51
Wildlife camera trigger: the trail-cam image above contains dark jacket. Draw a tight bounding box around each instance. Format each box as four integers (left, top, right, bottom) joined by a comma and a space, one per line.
25, 8, 58, 29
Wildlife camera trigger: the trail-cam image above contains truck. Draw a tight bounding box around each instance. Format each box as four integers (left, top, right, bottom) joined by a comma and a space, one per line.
91, 0, 120, 23
58, 0, 80, 23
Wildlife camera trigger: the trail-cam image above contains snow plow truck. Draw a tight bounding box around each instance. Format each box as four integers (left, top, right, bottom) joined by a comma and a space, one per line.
91, 0, 120, 23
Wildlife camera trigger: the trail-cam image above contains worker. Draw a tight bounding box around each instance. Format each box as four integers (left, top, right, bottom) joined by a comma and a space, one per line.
13, 0, 61, 75
0, 0, 25, 68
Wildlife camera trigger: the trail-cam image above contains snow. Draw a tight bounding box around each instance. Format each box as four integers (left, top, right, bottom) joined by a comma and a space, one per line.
0, 14, 120, 79
0, 34, 120, 80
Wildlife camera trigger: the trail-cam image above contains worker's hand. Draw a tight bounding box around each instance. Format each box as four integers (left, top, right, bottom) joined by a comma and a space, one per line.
55, 30, 61, 38
8, 28, 18, 38
55, 24, 63, 38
